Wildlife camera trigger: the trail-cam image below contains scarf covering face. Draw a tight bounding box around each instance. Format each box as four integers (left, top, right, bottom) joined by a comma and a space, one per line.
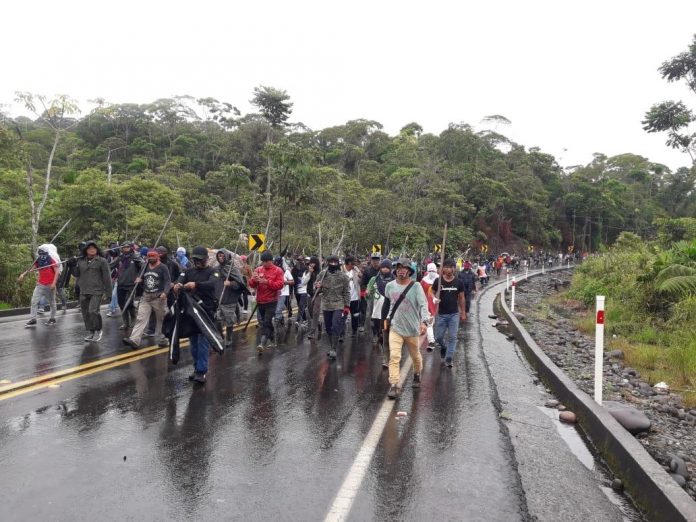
375, 272, 395, 296
37, 243, 62, 273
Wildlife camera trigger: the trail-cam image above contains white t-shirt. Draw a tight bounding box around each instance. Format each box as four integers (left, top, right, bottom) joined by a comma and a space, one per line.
297, 271, 310, 295
346, 268, 360, 301
280, 269, 294, 297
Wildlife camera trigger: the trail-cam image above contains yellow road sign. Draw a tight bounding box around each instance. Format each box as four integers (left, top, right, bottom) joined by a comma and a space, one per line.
528, 245, 534, 253
568, 245, 575, 253
249, 233, 266, 252
434, 244, 442, 253
481, 245, 489, 253
372, 244, 382, 255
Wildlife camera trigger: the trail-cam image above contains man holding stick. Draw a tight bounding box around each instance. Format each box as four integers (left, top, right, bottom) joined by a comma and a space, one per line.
19, 244, 61, 328
432, 259, 467, 368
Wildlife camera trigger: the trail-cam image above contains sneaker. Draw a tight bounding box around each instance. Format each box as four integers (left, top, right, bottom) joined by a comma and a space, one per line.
358, 326, 365, 333
446, 357, 453, 368
427, 342, 435, 353
118, 324, 128, 330
257, 335, 267, 354
412, 373, 421, 388
387, 384, 401, 399
144, 331, 155, 338
382, 356, 389, 369
93, 330, 103, 342
25, 319, 37, 328
37, 309, 46, 315
157, 338, 169, 347
122, 337, 139, 349
328, 349, 337, 360
193, 372, 206, 384
84, 332, 94, 342
188, 372, 196, 381
106, 311, 114, 317
45, 318, 56, 326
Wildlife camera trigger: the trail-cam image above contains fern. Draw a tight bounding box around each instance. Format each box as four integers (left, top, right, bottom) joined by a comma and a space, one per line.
655, 264, 696, 297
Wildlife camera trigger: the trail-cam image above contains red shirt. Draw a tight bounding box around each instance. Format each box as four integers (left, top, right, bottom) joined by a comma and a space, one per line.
34, 259, 58, 286
248, 264, 285, 304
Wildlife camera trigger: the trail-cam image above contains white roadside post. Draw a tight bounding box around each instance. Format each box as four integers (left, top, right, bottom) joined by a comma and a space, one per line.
511, 278, 516, 312
594, 295, 606, 405
525, 266, 529, 280
506, 269, 510, 290
541, 260, 545, 275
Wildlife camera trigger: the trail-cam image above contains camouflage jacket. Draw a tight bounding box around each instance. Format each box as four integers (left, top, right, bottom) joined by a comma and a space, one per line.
317, 269, 350, 312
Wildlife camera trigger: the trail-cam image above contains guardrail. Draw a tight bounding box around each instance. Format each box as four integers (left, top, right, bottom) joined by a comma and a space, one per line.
497, 274, 696, 521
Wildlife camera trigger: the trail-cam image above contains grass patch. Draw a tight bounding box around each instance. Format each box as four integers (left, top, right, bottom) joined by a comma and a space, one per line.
0, 302, 11, 310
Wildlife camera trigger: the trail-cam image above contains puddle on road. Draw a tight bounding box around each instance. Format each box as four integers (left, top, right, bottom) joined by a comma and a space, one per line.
537, 406, 644, 522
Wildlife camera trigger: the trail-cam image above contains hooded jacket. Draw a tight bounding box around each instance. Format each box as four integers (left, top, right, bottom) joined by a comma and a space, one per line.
214, 249, 249, 306
73, 241, 112, 295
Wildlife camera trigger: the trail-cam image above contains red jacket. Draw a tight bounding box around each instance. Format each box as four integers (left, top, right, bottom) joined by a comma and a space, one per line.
248, 264, 285, 304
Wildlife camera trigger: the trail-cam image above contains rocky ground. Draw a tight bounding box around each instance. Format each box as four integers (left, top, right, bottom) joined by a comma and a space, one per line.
511, 271, 695, 501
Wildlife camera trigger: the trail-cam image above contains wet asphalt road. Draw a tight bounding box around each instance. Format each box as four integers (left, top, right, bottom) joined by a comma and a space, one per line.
0, 276, 625, 521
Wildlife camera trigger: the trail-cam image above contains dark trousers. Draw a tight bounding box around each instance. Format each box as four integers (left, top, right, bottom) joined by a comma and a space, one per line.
79, 294, 103, 331
257, 301, 277, 341
349, 300, 360, 333
323, 310, 345, 339
117, 286, 137, 326
464, 292, 472, 313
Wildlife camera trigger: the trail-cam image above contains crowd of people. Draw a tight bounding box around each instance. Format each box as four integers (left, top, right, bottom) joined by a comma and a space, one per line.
18, 240, 572, 394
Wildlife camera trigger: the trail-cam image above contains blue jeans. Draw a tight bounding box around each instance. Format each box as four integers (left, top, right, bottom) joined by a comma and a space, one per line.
435, 313, 460, 358
189, 333, 209, 374
108, 284, 118, 313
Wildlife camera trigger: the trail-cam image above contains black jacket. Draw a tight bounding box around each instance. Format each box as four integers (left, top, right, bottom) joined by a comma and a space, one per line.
164, 292, 225, 365
177, 266, 218, 316
457, 270, 476, 295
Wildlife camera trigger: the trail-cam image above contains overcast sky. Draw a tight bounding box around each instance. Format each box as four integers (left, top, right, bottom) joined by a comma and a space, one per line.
3, 0, 695, 171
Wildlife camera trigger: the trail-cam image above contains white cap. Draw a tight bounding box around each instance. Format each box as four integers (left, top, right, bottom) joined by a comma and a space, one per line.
427, 262, 437, 273
176, 247, 186, 254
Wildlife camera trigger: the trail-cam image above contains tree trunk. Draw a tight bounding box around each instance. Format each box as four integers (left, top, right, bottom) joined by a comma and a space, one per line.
27, 130, 59, 253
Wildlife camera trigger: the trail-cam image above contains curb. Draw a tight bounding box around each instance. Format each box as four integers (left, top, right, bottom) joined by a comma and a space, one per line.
0, 301, 79, 318
497, 279, 696, 521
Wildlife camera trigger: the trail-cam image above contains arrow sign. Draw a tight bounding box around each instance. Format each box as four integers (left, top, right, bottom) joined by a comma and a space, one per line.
434, 244, 442, 253
371, 244, 382, 255
249, 233, 266, 252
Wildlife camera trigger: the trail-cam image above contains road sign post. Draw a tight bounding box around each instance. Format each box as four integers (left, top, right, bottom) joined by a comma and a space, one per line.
594, 295, 606, 405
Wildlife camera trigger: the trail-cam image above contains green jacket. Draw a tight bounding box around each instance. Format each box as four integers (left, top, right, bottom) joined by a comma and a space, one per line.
318, 269, 350, 312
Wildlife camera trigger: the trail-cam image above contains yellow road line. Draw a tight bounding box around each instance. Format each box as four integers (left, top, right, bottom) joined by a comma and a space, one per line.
0, 319, 258, 401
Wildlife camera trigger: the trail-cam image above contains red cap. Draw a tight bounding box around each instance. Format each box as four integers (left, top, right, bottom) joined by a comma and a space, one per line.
147, 249, 159, 258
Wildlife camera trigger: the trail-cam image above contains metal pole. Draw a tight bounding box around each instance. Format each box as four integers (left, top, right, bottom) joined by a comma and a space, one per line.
49, 217, 72, 244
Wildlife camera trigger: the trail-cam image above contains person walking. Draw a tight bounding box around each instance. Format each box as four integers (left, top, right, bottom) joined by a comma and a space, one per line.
305, 256, 323, 339
457, 262, 477, 319
432, 258, 467, 367
343, 255, 362, 337
366, 259, 394, 367
383, 258, 429, 399
419, 262, 438, 351
248, 251, 285, 353
72, 240, 112, 342
123, 249, 171, 349
19, 244, 61, 328
317, 255, 350, 360
213, 248, 246, 348
173, 246, 218, 384
113, 243, 143, 332
361, 252, 381, 331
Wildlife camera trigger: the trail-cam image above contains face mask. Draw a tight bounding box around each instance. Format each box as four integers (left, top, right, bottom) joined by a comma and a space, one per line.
328, 264, 339, 273
148, 259, 158, 266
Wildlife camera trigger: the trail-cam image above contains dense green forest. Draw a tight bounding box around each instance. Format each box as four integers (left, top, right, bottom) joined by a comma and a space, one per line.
0, 79, 695, 306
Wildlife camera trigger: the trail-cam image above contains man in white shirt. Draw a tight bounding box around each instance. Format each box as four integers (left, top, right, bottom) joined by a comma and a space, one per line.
343, 255, 362, 337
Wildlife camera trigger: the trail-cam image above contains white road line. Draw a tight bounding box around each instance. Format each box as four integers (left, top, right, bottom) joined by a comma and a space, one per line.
324, 357, 414, 522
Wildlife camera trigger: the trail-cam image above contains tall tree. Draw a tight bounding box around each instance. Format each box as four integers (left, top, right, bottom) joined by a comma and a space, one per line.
643, 34, 696, 164
250, 85, 293, 238
14, 92, 80, 252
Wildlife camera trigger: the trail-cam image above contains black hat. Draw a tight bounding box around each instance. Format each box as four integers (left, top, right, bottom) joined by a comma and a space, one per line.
191, 246, 208, 260
380, 259, 392, 269
260, 251, 274, 262
156, 246, 168, 255
443, 258, 456, 267
327, 255, 340, 264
